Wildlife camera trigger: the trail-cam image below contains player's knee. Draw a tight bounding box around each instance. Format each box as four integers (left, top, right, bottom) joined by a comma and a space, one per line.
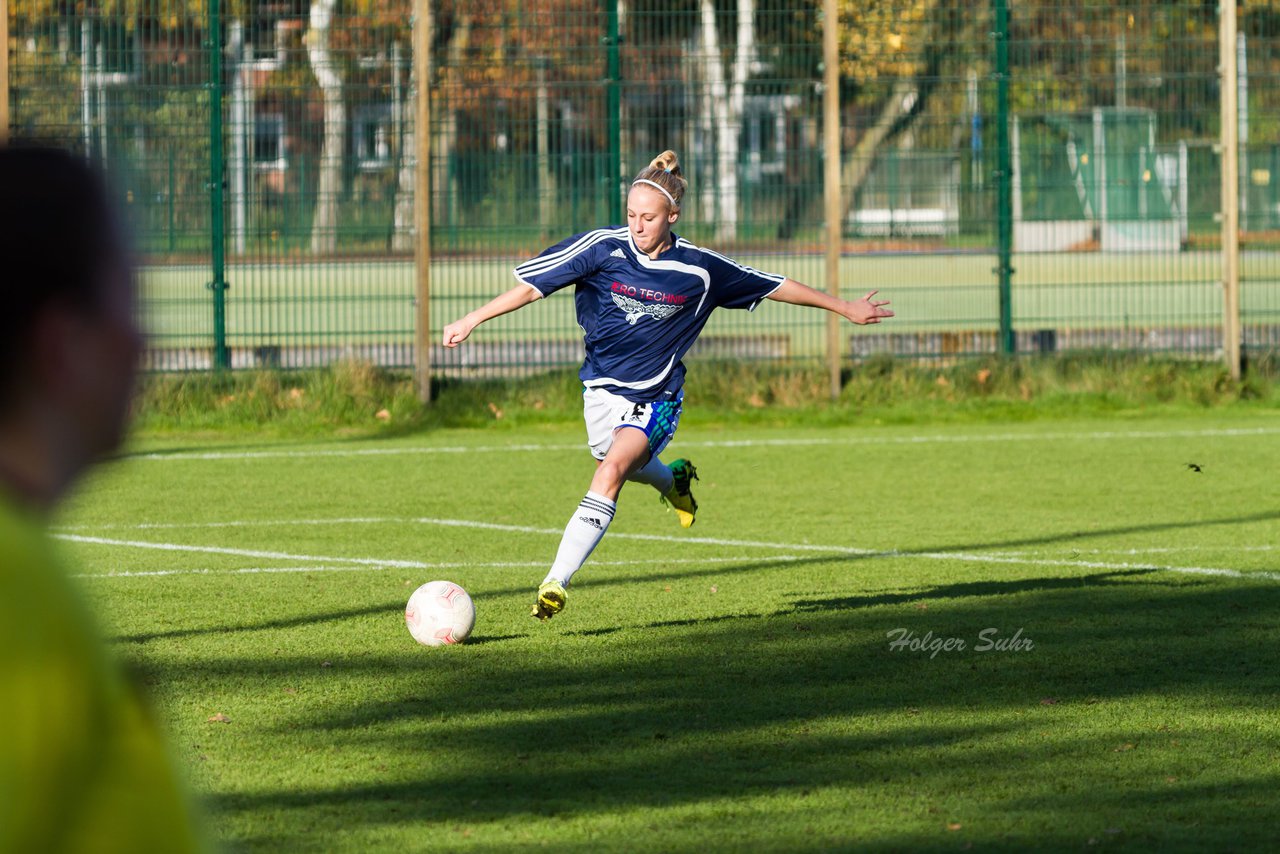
594, 458, 630, 490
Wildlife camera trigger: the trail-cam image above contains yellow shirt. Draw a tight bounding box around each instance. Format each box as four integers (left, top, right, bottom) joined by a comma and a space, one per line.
0, 493, 208, 853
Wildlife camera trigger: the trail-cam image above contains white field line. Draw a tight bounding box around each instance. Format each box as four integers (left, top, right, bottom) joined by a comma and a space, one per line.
54, 518, 880, 554
69, 555, 803, 579
55, 518, 1280, 582
54, 520, 1280, 558
123, 425, 1280, 462
55, 534, 434, 568
57, 517, 419, 532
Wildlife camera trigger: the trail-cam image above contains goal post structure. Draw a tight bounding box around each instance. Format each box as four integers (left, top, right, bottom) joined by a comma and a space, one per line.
1012, 108, 1186, 253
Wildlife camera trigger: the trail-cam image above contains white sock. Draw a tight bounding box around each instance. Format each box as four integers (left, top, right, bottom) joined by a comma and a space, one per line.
627, 455, 674, 496
543, 491, 616, 587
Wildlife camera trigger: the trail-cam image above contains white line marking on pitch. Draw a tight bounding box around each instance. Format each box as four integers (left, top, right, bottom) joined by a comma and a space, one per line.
55, 519, 1280, 558
55, 534, 434, 568
55, 520, 1280, 582
123, 425, 1280, 462
57, 517, 408, 532
69, 555, 803, 579
54, 518, 879, 554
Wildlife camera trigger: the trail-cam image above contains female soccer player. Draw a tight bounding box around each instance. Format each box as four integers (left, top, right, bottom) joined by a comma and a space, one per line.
442, 150, 893, 621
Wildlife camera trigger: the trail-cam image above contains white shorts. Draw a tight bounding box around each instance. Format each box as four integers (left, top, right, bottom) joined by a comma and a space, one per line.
582, 387, 683, 461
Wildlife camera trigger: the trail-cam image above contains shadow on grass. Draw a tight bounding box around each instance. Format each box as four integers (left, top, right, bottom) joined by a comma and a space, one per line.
179, 567, 1280, 850
790, 568, 1163, 612
457, 634, 523, 646
102, 499, 1277, 845
115, 506, 1277, 647
904, 507, 1280, 557
112, 600, 406, 644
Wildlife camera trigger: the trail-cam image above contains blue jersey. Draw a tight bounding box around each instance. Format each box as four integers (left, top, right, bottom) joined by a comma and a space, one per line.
514, 227, 785, 402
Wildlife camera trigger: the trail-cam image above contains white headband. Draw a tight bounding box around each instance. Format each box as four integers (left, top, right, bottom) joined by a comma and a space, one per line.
631, 178, 677, 207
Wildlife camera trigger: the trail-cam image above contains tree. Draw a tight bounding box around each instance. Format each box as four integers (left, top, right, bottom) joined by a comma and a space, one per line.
698, 0, 756, 242
833, 0, 961, 223
306, 0, 344, 254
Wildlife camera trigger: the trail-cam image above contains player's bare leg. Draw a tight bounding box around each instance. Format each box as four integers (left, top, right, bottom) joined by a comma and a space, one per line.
533, 428, 651, 620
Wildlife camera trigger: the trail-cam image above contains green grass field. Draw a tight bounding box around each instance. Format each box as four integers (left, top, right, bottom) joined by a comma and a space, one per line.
140, 252, 1280, 356
57, 408, 1280, 851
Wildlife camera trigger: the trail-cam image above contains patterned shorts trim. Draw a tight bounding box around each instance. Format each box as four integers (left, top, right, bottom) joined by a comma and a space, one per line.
582, 386, 683, 461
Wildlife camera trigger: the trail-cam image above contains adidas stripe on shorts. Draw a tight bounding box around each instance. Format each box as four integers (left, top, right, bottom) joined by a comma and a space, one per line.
582, 386, 683, 461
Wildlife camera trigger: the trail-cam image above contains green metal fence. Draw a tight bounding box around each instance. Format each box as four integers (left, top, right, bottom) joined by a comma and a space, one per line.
4, 0, 1276, 381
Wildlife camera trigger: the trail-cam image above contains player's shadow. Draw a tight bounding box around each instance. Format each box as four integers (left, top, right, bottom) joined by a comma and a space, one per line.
901, 506, 1280, 557
788, 567, 1166, 613
565, 505, 1280, 599
572, 568, 1163, 638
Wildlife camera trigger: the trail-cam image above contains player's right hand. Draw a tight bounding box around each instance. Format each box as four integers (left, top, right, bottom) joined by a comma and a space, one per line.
441, 318, 474, 347
846, 290, 894, 325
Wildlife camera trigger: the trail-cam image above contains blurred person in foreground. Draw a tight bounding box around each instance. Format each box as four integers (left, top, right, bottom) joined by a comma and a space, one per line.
0, 146, 208, 853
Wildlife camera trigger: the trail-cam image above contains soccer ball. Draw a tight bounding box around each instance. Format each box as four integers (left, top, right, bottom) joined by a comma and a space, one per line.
405, 580, 475, 646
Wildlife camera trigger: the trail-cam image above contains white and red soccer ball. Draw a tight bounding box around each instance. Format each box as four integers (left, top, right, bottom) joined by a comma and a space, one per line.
405, 580, 475, 646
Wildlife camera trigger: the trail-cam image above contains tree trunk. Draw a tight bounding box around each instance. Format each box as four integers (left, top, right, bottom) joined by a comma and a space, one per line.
722, 0, 753, 243
698, 1, 728, 236
393, 12, 471, 251
698, 0, 754, 244
839, 0, 948, 223
432, 15, 469, 227
308, 0, 344, 255
840, 79, 919, 220
701, 0, 747, 243
391, 48, 417, 253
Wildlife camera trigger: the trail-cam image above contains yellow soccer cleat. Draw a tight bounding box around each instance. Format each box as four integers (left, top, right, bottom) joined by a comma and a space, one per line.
531, 580, 567, 621
661, 458, 699, 528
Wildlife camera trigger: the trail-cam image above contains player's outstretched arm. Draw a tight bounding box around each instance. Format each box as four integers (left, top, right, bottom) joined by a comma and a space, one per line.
442, 285, 543, 347
765, 278, 894, 325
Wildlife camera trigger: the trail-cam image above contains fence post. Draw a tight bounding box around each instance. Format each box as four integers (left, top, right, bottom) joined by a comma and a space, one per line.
1220, 0, 1242, 379
994, 0, 1014, 356
1, 0, 9, 144
208, 0, 230, 370
822, 0, 841, 399
414, 0, 433, 402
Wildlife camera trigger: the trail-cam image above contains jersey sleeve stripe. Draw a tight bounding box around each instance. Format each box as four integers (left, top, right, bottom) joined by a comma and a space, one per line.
515, 227, 627, 279
747, 278, 786, 311
518, 227, 613, 273
692, 242, 786, 284
511, 272, 546, 296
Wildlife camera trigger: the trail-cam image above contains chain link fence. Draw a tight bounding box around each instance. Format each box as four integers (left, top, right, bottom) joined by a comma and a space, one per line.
4, 0, 1276, 380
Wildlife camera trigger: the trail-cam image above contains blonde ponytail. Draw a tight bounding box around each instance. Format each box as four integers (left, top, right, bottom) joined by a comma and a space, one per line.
631, 150, 688, 211
649, 150, 682, 175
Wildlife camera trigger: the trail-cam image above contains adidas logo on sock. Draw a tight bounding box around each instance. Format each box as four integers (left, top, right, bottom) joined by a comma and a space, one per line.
578, 516, 603, 530
610, 248, 626, 258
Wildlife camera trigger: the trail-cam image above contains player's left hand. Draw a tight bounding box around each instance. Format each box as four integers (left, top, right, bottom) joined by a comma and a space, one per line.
846, 290, 894, 325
